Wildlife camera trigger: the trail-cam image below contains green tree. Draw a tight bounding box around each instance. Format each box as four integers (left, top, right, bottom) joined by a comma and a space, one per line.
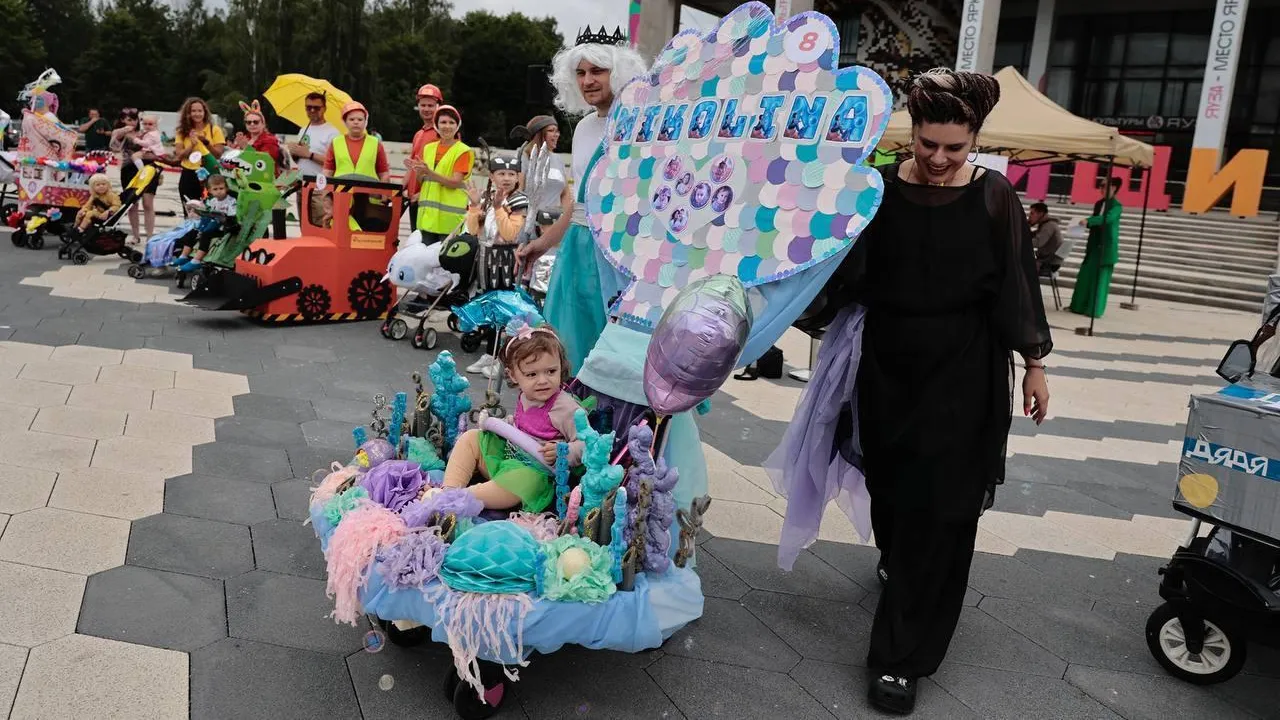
365, 0, 458, 140
70, 0, 174, 117
0, 0, 46, 112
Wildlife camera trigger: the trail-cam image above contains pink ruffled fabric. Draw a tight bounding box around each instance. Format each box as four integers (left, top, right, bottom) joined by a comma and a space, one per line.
507, 512, 560, 542
324, 503, 407, 625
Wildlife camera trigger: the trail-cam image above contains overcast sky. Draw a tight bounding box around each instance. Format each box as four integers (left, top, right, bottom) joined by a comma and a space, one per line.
453, 0, 721, 42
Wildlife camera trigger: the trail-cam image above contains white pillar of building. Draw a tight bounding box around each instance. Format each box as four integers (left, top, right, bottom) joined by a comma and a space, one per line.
955, 0, 1003, 73
637, 0, 681, 62
1191, 0, 1250, 165
1026, 0, 1055, 88
774, 0, 814, 20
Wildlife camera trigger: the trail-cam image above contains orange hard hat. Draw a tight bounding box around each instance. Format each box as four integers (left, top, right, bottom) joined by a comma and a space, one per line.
417, 84, 443, 101
434, 105, 461, 126
341, 101, 368, 120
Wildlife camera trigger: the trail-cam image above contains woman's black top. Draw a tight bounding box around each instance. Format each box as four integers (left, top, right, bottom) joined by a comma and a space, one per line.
833, 163, 1053, 519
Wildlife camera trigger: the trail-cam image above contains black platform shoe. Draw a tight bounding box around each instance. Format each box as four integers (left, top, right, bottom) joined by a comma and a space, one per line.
869, 673, 917, 715
876, 559, 888, 587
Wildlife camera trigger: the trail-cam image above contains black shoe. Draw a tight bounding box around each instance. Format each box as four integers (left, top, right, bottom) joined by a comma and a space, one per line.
869, 674, 917, 715
876, 559, 888, 587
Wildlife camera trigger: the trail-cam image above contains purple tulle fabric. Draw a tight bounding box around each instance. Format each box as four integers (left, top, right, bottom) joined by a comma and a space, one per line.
360, 460, 427, 513
377, 530, 447, 592
765, 305, 871, 571
400, 488, 484, 528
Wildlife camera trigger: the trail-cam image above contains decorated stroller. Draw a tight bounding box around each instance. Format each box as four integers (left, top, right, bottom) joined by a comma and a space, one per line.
127, 217, 202, 279
57, 162, 158, 265
380, 231, 478, 350
310, 4, 891, 718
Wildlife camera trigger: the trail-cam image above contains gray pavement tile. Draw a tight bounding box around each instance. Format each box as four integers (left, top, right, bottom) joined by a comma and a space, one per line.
77, 564, 226, 652
323, 376, 406, 402
647, 654, 834, 720
145, 334, 211, 355
251, 519, 327, 580
73, 332, 147, 351
1096, 331, 1223, 347
311, 396, 378, 424
991, 481, 1132, 520
286, 444, 352, 480
190, 639, 360, 720
741, 590, 873, 666
978, 596, 1161, 675
663, 596, 801, 672
1244, 643, 1280, 678
1210, 671, 1280, 717
1066, 665, 1258, 720
247, 369, 328, 400
302, 419, 362, 449
1053, 349, 1211, 368
8, 327, 82, 346
789, 659, 979, 720
259, 356, 335, 375
694, 548, 751, 600
0, 327, 12, 340
1012, 417, 1181, 446
192, 441, 293, 483
99, 319, 166, 337
226, 571, 365, 655
162, 318, 224, 340
932, 663, 1122, 720
0, 314, 47, 330
214, 415, 306, 447
208, 336, 280, 360
1015, 550, 1163, 606
37, 316, 103, 334
164, 474, 279, 526
126, 513, 254, 580
1069, 481, 1183, 520
232, 394, 318, 424
702, 537, 868, 602
516, 648, 677, 719
808, 540, 881, 590
272, 480, 314, 521
944, 607, 1068, 678
345, 644, 468, 720
1050, 365, 1219, 386
276, 344, 338, 363
965, 552, 1095, 612
860, 587, 982, 616
191, 354, 265, 375
1090, 599, 1158, 640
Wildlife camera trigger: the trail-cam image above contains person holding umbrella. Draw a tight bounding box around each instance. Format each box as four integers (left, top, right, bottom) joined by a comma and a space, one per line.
287, 91, 340, 180
406, 84, 443, 222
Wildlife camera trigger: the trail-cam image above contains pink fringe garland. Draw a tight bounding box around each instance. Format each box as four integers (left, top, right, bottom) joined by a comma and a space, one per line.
430, 586, 534, 699
324, 503, 407, 625
507, 512, 560, 543
311, 462, 362, 506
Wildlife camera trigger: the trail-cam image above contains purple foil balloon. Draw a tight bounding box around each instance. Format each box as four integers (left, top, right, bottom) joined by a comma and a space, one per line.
355, 439, 396, 470
644, 274, 752, 416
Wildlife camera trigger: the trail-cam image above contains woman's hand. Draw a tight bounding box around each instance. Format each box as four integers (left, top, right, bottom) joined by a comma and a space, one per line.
516, 237, 549, 266
1022, 366, 1049, 425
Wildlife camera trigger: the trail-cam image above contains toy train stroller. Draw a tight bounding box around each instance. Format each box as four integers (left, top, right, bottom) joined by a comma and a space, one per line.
57, 162, 158, 265
1146, 305, 1280, 684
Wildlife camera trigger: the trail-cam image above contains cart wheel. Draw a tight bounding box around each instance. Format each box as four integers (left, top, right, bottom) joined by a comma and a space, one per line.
389, 318, 409, 340
460, 333, 482, 354
71, 249, 89, 265
129, 249, 144, 263
175, 273, 188, 290
442, 665, 462, 702
380, 320, 394, 339
11, 230, 25, 248
452, 663, 507, 720
375, 618, 430, 647
27, 231, 44, 250
127, 264, 145, 279
424, 327, 438, 350
1146, 602, 1246, 685
447, 313, 460, 332
189, 272, 204, 294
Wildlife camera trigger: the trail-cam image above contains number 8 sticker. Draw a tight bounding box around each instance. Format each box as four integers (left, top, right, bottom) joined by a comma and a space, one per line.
784, 19, 830, 64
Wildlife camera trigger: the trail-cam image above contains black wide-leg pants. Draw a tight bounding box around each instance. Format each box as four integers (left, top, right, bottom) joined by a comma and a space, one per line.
866, 497, 980, 677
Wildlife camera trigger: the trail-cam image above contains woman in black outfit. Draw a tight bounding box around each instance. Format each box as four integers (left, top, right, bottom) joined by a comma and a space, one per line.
825, 69, 1052, 714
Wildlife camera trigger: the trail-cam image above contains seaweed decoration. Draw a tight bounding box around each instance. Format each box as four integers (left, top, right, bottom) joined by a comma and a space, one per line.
554, 442, 570, 519
575, 409, 623, 529
673, 496, 711, 569
609, 487, 628, 584
624, 423, 679, 574
352, 426, 368, 451
428, 351, 472, 451
389, 392, 408, 454
370, 394, 391, 439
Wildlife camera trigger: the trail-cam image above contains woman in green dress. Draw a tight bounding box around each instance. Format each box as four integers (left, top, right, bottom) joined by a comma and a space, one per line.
1069, 176, 1123, 318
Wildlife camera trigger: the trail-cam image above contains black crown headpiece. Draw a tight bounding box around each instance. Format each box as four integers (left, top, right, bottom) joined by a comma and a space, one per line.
576, 25, 628, 47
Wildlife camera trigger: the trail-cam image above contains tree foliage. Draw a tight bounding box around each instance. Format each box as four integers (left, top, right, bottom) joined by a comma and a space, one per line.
0, 0, 572, 146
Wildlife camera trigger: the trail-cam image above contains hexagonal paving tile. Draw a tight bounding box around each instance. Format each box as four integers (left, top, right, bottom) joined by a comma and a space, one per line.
0, 560, 86, 646
702, 537, 868, 603
0, 507, 130, 575
47, 467, 165, 521
17, 360, 102, 386
78, 565, 226, 652
96, 363, 176, 390
0, 642, 27, 718
192, 442, 293, 483
92, 436, 193, 478
213, 415, 305, 447
30, 404, 127, 440
271, 480, 313, 522
126, 513, 254, 580
0, 378, 72, 408
300, 419, 360, 449
226, 571, 365, 654
0, 464, 56, 515
164, 475, 278, 526
231, 394, 317, 424
123, 408, 217, 444
251, 519, 327, 579
740, 590, 874, 666
48, 345, 125, 366
664, 596, 801, 672
175, 368, 250, 396
66, 383, 154, 413
0, 401, 37, 434
0, 342, 54, 362
190, 639, 358, 720
121, 348, 193, 372
0, 430, 95, 473
647, 654, 834, 720
152, 388, 235, 419
8, 634, 187, 719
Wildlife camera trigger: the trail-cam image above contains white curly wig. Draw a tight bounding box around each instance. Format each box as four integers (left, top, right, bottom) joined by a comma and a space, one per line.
549, 43, 649, 116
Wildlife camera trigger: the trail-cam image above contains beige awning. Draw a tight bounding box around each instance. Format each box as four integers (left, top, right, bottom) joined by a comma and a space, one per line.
877, 67, 1155, 167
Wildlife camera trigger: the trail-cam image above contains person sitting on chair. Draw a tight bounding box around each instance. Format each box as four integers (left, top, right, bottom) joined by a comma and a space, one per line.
1028, 202, 1063, 273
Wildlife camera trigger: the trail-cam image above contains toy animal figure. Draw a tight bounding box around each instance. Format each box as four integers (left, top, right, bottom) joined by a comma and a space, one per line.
204, 148, 299, 268
673, 495, 711, 569
575, 409, 623, 525
428, 351, 472, 450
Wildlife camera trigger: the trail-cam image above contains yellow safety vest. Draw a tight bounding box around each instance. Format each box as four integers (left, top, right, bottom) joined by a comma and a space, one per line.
417, 140, 472, 234
331, 135, 380, 230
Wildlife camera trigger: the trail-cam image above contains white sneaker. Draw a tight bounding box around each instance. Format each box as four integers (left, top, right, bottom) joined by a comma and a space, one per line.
466, 354, 495, 374
481, 361, 502, 380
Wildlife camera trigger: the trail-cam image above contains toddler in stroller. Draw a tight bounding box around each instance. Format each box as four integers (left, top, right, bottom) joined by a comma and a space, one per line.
171, 174, 238, 273
73, 174, 121, 233
58, 165, 158, 265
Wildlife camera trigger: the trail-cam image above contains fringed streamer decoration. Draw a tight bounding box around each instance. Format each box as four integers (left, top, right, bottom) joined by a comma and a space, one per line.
322, 485, 371, 527
377, 528, 447, 593
436, 590, 535, 699
507, 512, 561, 543
311, 463, 362, 506
324, 504, 407, 625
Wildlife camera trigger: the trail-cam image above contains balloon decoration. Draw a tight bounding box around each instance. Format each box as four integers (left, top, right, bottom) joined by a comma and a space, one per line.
643, 274, 753, 416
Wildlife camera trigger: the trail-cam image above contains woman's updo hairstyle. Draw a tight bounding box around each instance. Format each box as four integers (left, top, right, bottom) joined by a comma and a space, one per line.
906, 68, 1000, 133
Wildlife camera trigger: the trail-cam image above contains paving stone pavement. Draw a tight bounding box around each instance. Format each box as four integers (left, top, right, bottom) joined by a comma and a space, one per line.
2, 215, 1280, 719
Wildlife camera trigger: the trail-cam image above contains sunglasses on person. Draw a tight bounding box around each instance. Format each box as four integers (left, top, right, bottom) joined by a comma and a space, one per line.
245, 118, 263, 125
305, 103, 325, 112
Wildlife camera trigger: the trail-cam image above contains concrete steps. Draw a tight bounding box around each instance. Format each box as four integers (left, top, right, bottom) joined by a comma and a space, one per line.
1033, 199, 1277, 313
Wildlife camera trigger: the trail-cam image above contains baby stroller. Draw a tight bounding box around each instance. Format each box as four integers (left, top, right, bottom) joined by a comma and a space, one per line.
57, 163, 159, 265
380, 232, 478, 351
1146, 306, 1280, 684
127, 218, 201, 279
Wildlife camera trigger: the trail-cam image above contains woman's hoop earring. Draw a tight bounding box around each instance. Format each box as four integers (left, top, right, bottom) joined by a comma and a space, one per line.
967, 149, 979, 163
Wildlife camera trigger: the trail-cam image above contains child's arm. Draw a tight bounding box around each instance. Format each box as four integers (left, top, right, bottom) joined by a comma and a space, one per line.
495, 205, 526, 244
547, 394, 586, 465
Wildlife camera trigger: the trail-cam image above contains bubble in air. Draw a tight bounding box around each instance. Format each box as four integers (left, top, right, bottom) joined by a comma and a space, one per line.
577, 702, 591, 714
378, 674, 395, 691
363, 630, 385, 653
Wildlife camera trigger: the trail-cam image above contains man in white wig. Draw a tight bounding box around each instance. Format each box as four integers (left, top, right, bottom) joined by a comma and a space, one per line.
516, 26, 647, 372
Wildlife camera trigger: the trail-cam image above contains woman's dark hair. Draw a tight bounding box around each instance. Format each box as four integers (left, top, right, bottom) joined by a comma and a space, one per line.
906, 68, 1000, 133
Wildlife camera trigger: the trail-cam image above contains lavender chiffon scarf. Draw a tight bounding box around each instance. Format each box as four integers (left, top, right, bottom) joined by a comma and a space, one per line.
765, 305, 869, 571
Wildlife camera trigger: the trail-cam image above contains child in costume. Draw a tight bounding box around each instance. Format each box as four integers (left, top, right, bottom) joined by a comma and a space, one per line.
74, 174, 121, 232
439, 323, 583, 511
464, 155, 528, 245
172, 174, 238, 272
